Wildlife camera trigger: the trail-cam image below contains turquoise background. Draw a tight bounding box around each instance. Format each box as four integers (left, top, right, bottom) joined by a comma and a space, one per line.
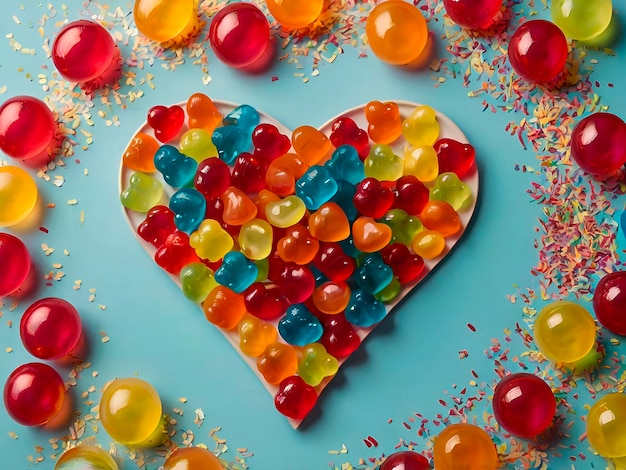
1, 0, 626, 468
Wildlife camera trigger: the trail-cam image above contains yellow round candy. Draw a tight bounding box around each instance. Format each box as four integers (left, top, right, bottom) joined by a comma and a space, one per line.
265, 0, 324, 29
0, 165, 38, 227
586, 393, 626, 458
55, 445, 119, 470
163, 447, 223, 470
134, 0, 197, 43
433, 423, 499, 470
533, 300, 596, 363
411, 229, 445, 259
100, 378, 163, 446
365, 1, 428, 65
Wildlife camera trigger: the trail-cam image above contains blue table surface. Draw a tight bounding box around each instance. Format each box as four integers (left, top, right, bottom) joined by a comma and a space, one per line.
1, 0, 626, 469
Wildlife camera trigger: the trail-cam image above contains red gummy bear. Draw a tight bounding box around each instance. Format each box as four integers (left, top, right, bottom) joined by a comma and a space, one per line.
137, 205, 177, 248
381, 243, 425, 285
320, 314, 361, 358
330, 116, 369, 158
243, 282, 290, 321
434, 138, 476, 179
353, 177, 394, 219
231, 152, 268, 194
274, 375, 318, 420
147, 105, 185, 143
252, 123, 291, 162
272, 263, 316, 304
313, 242, 355, 282
195, 158, 232, 200
154, 230, 199, 275
393, 175, 429, 216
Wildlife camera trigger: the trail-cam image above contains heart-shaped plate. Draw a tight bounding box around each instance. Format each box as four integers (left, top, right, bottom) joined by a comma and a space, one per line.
118, 96, 479, 428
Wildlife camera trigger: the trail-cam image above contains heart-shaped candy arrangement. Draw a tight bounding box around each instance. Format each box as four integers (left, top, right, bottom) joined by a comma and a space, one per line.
119, 94, 479, 428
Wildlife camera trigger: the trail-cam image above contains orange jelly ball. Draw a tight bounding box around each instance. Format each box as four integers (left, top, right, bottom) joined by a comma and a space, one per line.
134, 0, 198, 44
433, 423, 499, 470
265, 0, 324, 29
366, 1, 429, 65
163, 447, 223, 470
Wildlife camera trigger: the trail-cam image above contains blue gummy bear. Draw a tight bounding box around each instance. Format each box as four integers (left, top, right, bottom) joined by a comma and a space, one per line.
325, 144, 365, 185
295, 165, 339, 211
331, 180, 358, 222
169, 188, 207, 233
154, 144, 198, 188
223, 105, 260, 134
212, 126, 251, 165
345, 289, 387, 327
355, 253, 394, 295
214, 252, 259, 293
339, 237, 361, 259
278, 304, 323, 346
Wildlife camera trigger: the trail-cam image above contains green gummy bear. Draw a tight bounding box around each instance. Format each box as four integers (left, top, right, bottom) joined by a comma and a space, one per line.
181, 262, 216, 304
120, 172, 163, 213
381, 208, 423, 246
364, 144, 404, 181
297, 343, 339, 387
180, 128, 218, 163
430, 172, 472, 211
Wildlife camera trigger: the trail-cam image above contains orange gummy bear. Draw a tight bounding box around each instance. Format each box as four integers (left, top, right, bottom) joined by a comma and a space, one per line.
257, 341, 299, 385
203, 285, 246, 330
187, 92, 223, 133
238, 313, 278, 357
292, 125, 333, 166
277, 224, 320, 265
220, 186, 258, 226
265, 153, 309, 197
365, 101, 402, 144
419, 200, 461, 237
308, 202, 351, 242
123, 132, 159, 172
352, 216, 393, 252
312, 281, 351, 315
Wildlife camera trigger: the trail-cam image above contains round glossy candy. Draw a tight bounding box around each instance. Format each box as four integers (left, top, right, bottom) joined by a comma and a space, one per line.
380, 450, 431, 470
365, 1, 428, 65
586, 393, 626, 458
209, 3, 271, 70
433, 423, 498, 470
0, 233, 30, 297
134, 0, 198, 44
265, 0, 324, 29
163, 447, 223, 470
508, 20, 568, 83
0, 96, 56, 162
3, 362, 65, 426
492, 373, 556, 438
551, 0, 612, 41
20, 298, 82, 361
442, 0, 503, 29
52, 20, 120, 91
533, 300, 596, 363
593, 271, 626, 335
0, 165, 38, 227
55, 445, 119, 470
99, 378, 163, 446
570, 113, 626, 176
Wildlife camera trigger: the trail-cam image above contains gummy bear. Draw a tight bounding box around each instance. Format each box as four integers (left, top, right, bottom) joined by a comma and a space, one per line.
330, 181, 358, 222
154, 144, 198, 188
403, 145, 439, 182
212, 125, 250, 165
244, 282, 290, 320
430, 172, 472, 211
352, 216, 392, 253
434, 138, 476, 179
180, 128, 218, 163
394, 175, 429, 216
365, 101, 402, 144
203, 285, 246, 330
355, 253, 394, 295
308, 202, 351, 242
324, 144, 366, 186
155, 231, 199, 275
195, 158, 231, 200
266, 153, 309, 197
380, 243, 425, 284
295, 165, 339, 211
169, 188, 206, 233
374, 277, 402, 303
214, 251, 259, 293
220, 186, 258, 226
123, 132, 159, 172
181, 262, 216, 303
137, 205, 176, 247
265, 195, 307, 228
320, 314, 361, 358
257, 342, 299, 385
147, 105, 185, 143
353, 177, 394, 219
292, 125, 332, 166
274, 375, 318, 420
223, 104, 260, 134
312, 281, 351, 315
345, 289, 387, 327
329, 117, 369, 156
238, 314, 278, 357
190, 219, 234, 262
120, 172, 163, 213
239, 218, 274, 260
187, 92, 223, 133
298, 343, 339, 387
278, 304, 323, 346
277, 224, 319, 265
272, 263, 316, 304
364, 144, 404, 181
231, 152, 268, 194
252, 123, 291, 162
381, 208, 423, 246
313, 242, 356, 282
401, 105, 440, 147
411, 229, 446, 259
419, 200, 461, 237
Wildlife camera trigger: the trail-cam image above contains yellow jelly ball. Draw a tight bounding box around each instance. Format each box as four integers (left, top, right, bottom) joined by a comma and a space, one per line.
100, 378, 163, 446
533, 300, 596, 363
586, 393, 626, 458
411, 229, 445, 259
433, 423, 499, 470
55, 445, 119, 470
0, 166, 38, 227
134, 0, 197, 43
163, 447, 224, 470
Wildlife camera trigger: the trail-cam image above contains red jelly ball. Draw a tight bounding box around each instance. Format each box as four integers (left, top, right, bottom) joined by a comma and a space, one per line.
20, 298, 83, 361
570, 113, 626, 176
492, 373, 556, 438
0, 233, 31, 297
508, 20, 568, 83
0, 96, 56, 161
209, 3, 271, 70
380, 451, 431, 470
4, 362, 65, 426
593, 271, 626, 335
442, 0, 503, 29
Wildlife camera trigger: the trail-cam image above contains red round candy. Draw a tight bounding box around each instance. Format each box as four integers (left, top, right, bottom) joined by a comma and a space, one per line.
442, 0, 503, 29
492, 373, 556, 438
0, 233, 31, 297
209, 3, 271, 69
52, 20, 116, 82
4, 362, 65, 426
593, 271, 626, 335
508, 20, 568, 83
0, 96, 56, 161
380, 451, 431, 470
570, 113, 626, 176
20, 298, 82, 361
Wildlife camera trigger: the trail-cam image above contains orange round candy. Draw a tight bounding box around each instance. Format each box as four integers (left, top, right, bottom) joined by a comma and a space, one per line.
265, 0, 324, 29
163, 447, 223, 470
419, 200, 461, 237
365, 1, 428, 65
433, 423, 499, 470
312, 281, 351, 314
412, 229, 446, 259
